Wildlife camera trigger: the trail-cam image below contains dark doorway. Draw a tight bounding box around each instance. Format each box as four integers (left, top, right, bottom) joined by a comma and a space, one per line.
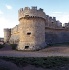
25, 46, 29, 49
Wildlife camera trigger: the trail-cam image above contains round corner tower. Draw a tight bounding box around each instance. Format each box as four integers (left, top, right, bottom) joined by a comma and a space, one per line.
4, 28, 11, 43
17, 6, 46, 50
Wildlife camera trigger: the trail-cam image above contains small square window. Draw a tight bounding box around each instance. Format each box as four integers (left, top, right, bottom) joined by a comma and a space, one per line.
25, 46, 29, 49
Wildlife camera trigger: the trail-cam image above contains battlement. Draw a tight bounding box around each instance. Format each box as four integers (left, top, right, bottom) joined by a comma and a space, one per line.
18, 6, 42, 13
18, 6, 46, 20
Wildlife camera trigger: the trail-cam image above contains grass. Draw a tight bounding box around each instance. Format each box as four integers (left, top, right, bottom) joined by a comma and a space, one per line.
0, 56, 69, 68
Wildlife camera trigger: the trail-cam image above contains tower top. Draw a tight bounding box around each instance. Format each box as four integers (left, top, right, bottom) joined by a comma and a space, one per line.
18, 6, 46, 20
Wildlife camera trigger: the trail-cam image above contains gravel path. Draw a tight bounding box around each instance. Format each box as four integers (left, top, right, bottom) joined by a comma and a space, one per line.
0, 50, 69, 57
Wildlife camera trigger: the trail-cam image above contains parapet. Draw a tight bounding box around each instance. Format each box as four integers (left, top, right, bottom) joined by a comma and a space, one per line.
18, 6, 46, 20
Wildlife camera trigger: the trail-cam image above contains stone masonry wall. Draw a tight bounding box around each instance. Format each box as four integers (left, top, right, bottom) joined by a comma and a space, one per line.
9, 25, 19, 44
4, 29, 11, 43
45, 28, 69, 45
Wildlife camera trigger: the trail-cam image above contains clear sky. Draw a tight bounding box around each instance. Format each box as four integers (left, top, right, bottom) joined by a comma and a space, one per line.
0, 0, 69, 37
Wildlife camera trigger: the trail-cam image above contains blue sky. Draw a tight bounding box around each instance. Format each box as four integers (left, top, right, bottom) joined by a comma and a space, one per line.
0, 0, 69, 37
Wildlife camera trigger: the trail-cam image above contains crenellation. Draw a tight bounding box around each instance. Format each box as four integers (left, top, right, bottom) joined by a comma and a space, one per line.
49, 17, 52, 20
20, 8, 23, 11
31, 6, 37, 10
53, 17, 56, 21
24, 7, 30, 12
18, 6, 46, 20
39, 8, 43, 12
46, 15, 49, 18
45, 15, 49, 27
18, 8, 23, 13
48, 17, 53, 28
46, 15, 49, 22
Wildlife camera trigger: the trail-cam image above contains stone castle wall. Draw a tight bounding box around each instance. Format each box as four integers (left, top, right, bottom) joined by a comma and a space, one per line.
4, 6, 69, 50
9, 25, 19, 44
45, 27, 69, 45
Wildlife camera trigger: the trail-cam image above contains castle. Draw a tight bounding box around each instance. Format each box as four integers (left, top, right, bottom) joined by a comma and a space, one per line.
4, 6, 69, 50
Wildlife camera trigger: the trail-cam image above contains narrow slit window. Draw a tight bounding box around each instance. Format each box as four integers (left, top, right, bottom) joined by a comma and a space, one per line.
27, 32, 31, 35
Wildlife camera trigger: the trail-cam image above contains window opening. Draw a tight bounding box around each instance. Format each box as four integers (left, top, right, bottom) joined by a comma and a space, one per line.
25, 46, 29, 49
27, 32, 31, 35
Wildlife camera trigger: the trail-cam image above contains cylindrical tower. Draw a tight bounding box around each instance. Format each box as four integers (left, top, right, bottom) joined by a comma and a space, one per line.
17, 7, 46, 50
4, 28, 11, 43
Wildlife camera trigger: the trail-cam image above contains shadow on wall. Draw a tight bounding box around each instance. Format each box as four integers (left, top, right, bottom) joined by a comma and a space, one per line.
45, 32, 69, 45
